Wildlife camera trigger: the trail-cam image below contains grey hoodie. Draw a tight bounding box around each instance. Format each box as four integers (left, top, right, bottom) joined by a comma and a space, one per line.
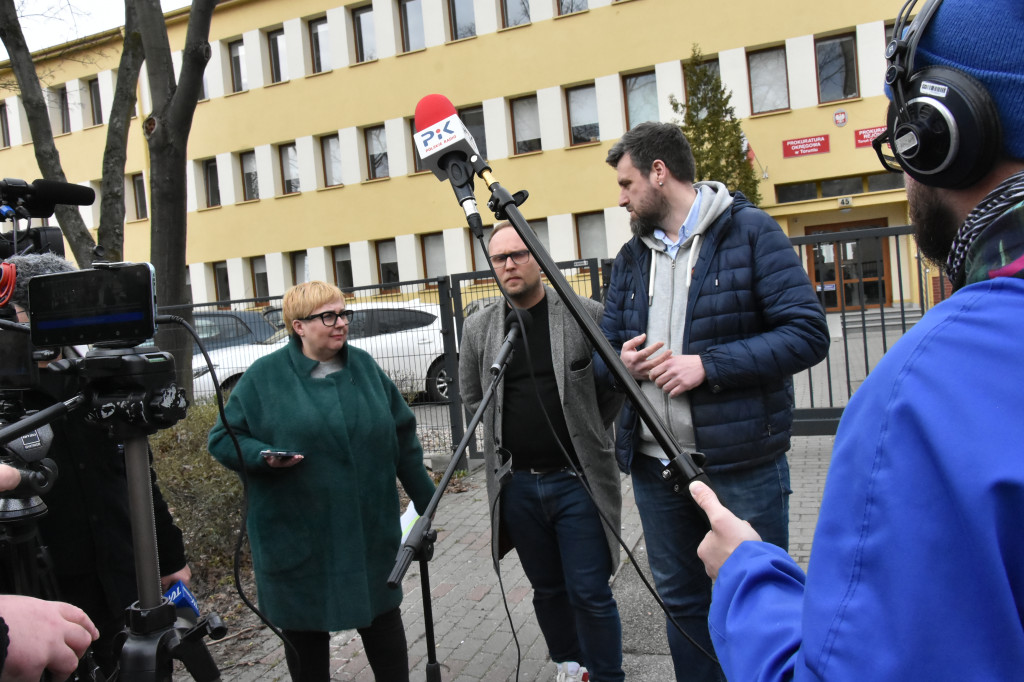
636, 181, 733, 461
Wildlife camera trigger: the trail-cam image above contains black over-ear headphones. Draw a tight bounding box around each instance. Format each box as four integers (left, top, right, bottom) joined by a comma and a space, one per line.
883, 0, 1002, 188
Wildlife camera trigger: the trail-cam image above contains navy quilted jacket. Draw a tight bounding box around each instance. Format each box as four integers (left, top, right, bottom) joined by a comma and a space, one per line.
595, 191, 830, 473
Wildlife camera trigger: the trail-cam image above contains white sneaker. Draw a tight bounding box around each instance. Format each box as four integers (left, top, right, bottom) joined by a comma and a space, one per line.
554, 661, 589, 682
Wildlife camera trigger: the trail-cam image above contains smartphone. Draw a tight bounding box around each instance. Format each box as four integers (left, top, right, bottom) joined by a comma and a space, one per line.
260, 450, 302, 461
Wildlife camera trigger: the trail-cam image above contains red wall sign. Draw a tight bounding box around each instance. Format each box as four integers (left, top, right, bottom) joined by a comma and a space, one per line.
783, 135, 830, 158
855, 125, 888, 148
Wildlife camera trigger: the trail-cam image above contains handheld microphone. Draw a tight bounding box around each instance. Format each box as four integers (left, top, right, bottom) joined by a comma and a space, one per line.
413, 94, 490, 228
490, 308, 532, 375
0, 178, 96, 219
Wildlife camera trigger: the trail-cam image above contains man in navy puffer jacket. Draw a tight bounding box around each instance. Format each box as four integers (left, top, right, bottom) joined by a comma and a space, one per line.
596, 121, 829, 681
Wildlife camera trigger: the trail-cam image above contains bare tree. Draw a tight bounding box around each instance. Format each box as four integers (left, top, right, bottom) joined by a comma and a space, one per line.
0, 0, 102, 264
2, 0, 216, 391
133, 0, 215, 390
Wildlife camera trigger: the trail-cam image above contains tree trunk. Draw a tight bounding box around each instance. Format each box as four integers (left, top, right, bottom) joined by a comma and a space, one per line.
97, 5, 145, 263
135, 0, 216, 395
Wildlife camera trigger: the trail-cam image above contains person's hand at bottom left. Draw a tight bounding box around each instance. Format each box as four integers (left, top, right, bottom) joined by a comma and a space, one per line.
0, 594, 99, 682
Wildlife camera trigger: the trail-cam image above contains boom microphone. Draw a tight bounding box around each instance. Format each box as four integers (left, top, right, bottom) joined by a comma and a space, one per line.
0, 178, 96, 219
413, 94, 490, 225
490, 308, 532, 375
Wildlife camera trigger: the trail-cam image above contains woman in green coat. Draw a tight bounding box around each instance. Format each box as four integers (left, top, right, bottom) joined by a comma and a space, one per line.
208, 281, 435, 682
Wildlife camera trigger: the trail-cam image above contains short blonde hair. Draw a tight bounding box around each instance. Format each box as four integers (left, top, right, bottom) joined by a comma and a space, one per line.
283, 281, 345, 335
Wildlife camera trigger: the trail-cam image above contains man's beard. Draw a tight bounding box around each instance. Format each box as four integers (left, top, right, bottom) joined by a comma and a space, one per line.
909, 182, 961, 267
629, 189, 671, 238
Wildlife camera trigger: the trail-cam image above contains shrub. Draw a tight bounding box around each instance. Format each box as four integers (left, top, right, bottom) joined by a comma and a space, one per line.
150, 401, 246, 589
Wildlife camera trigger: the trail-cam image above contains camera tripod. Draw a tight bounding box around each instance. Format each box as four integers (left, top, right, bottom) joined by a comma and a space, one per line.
0, 346, 226, 681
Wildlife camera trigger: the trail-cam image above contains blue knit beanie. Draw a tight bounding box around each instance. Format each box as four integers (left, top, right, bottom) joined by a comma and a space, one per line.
913, 0, 1024, 160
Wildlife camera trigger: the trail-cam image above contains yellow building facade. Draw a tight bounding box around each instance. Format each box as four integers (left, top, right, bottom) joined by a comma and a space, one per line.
0, 0, 915, 310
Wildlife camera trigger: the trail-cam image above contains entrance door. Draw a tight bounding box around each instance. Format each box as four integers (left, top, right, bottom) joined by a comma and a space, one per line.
807, 220, 892, 313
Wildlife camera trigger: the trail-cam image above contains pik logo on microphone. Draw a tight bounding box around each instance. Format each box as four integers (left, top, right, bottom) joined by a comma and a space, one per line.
415, 114, 480, 161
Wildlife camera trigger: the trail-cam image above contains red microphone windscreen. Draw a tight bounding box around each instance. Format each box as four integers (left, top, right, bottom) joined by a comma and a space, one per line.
415, 94, 458, 133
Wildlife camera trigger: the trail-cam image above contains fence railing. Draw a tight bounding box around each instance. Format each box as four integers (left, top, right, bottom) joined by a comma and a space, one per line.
162, 225, 935, 462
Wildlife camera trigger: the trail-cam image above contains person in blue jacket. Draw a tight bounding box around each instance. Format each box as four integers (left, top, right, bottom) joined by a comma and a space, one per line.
692, 0, 1024, 679
597, 121, 830, 680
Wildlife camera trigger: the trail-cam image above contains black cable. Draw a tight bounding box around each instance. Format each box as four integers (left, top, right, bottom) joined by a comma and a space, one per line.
155, 315, 301, 675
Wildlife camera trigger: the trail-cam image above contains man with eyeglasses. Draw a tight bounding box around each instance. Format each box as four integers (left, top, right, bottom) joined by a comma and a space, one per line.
459, 222, 625, 682
597, 121, 829, 681
690, 0, 1024, 679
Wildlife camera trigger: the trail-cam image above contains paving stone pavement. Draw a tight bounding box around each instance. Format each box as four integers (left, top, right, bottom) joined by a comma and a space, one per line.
187, 436, 834, 681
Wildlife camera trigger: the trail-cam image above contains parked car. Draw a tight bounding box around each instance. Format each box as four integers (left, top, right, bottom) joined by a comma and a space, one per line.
141, 308, 282, 355
192, 302, 454, 403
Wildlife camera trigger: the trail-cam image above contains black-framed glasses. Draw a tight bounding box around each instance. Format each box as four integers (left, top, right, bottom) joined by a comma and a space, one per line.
872, 129, 903, 174
489, 249, 531, 268
302, 309, 354, 327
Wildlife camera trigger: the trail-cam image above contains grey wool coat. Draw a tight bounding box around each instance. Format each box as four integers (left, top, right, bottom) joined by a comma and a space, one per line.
458, 287, 624, 565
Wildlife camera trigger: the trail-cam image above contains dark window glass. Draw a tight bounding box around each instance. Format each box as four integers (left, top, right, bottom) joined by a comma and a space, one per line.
776, 182, 818, 203
502, 0, 530, 27
229, 40, 247, 92
458, 105, 487, 161
449, 0, 476, 40
817, 35, 859, 103
268, 29, 287, 83
203, 159, 221, 207
132, 173, 147, 219
821, 177, 862, 198
309, 18, 330, 73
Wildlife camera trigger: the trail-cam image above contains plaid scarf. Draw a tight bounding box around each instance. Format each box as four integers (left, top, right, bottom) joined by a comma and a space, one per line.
946, 169, 1024, 289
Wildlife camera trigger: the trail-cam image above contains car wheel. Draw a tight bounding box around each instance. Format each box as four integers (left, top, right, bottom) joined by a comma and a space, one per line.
426, 356, 452, 403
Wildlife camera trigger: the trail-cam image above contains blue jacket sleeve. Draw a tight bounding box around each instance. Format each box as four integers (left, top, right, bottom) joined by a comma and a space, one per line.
709, 541, 806, 681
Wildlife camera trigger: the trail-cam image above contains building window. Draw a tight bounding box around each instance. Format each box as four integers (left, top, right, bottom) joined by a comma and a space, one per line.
55, 86, 71, 134
458, 104, 487, 161
821, 176, 863, 198
748, 46, 789, 114
352, 5, 376, 63
867, 172, 904, 192
87, 78, 103, 126
251, 256, 269, 300
320, 134, 342, 187
400, 0, 425, 52
1, 103, 10, 148
377, 239, 399, 285
559, 0, 587, 15
267, 29, 287, 84
309, 17, 330, 73
624, 70, 657, 130
501, 0, 530, 28
131, 173, 147, 219
576, 212, 606, 260
471, 226, 494, 271
333, 245, 353, 288
213, 261, 230, 301
408, 120, 428, 173
422, 232, 446, 279
203, 158, 221, 207
228, 39, 247, 92
816, 34, 859, 103
775, 181, 817, 203
365, 125, 389, 180
566, 84, 599, 145
240, 150, 259, 201
291, 250, 308, 285
279, 142, 300, 194
511, 95, 541, 154
448, 0, 476, 40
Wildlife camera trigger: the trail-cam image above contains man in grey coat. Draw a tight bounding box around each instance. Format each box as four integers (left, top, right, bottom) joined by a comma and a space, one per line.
459, 221, 624, 682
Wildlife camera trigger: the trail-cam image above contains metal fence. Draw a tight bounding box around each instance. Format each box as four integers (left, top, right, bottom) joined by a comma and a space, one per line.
164, 225, 937, 463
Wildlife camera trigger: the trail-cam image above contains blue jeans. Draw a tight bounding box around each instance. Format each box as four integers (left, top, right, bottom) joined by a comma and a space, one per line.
501, 470, 624, 681
631, 455, 791, 682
